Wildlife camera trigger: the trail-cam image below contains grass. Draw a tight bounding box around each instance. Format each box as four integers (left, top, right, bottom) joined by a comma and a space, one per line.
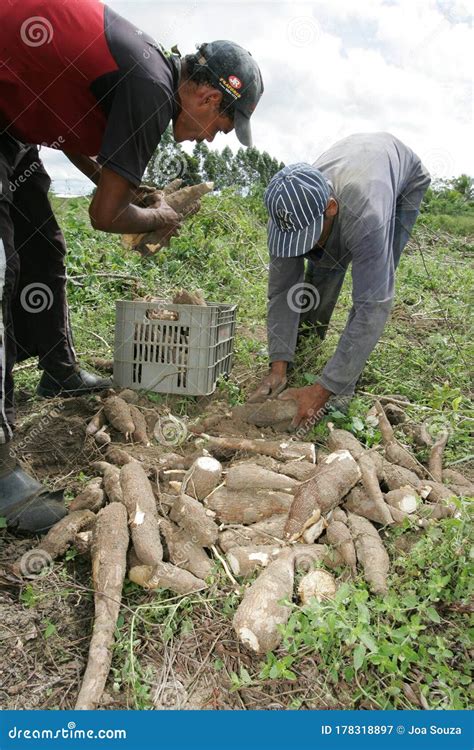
10, 188, 473, 710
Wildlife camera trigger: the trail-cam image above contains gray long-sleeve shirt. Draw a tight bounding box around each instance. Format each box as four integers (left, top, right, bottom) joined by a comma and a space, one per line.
267, 132, 431, 394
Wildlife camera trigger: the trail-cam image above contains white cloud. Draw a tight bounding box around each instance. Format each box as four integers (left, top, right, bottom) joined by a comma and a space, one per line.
41, 0, 473, 193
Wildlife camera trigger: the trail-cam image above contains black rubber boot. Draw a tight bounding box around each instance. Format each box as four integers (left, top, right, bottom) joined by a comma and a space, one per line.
37, 367, 112, 398
0, 444, 67, 535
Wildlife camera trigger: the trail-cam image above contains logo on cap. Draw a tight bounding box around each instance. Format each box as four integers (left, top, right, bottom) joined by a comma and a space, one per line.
228, 75, 242, 89
276, 207, 296, 232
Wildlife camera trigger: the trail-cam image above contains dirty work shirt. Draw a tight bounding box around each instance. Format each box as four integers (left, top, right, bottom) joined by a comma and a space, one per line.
0, 0, 179, 186
267, 132, 431, 395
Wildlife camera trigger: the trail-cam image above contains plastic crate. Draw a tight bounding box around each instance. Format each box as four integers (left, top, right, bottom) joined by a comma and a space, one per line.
113, 299, 237, 396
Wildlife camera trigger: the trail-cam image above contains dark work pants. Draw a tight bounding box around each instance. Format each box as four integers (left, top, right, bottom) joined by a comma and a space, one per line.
0, 134, 76, 443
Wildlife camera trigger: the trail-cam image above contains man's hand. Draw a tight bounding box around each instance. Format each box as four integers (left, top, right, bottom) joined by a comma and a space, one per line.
248, 361, 288, 403
278, 382, 332, 430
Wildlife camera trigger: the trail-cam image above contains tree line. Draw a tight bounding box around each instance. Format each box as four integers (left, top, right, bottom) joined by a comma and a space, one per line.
144, 128, 285, 191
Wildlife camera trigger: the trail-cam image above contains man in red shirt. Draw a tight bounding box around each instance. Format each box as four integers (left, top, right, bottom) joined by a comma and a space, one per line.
0, 0, 263, 532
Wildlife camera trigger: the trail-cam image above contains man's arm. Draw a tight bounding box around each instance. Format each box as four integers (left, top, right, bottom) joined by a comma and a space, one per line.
64, 152, 101, 186
88, 167, 179, 235
267, 255, 305, 362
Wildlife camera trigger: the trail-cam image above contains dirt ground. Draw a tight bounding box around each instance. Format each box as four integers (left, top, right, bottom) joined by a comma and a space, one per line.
2, 389, 352, 711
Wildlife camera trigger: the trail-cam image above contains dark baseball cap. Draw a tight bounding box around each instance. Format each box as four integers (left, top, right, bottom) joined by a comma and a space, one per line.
195, 40, 263, 147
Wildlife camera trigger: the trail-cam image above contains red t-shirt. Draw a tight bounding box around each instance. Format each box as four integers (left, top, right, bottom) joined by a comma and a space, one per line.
0, 0, 179, 185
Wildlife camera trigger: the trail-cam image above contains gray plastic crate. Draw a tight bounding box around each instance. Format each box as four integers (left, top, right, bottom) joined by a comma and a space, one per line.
114, 299, 237, 396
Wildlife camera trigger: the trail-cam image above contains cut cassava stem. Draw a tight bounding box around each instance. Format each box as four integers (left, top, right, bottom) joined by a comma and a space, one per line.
75, 503, 129, 710
120, 462, 163, 566
182, 456, 222, 500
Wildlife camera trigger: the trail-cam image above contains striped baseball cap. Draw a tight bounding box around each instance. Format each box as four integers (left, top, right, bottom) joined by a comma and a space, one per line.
265, 163, 330, 258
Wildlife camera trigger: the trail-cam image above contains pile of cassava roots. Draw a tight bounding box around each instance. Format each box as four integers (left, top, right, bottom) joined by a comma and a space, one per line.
11, 392, 472, 710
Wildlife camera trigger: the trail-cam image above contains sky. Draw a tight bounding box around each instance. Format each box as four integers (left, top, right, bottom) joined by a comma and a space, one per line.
41, 0, 473, 195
